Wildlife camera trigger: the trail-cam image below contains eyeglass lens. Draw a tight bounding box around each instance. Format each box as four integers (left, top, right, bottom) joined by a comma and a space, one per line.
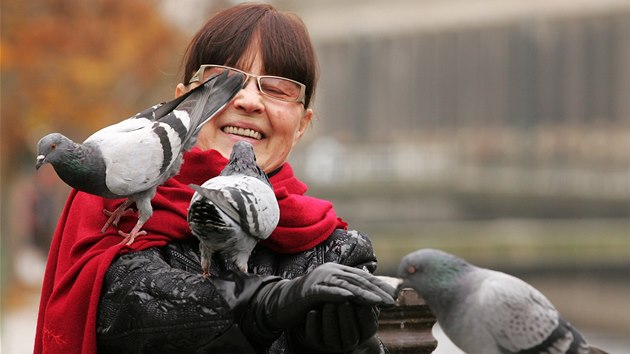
203, 66, 302, 102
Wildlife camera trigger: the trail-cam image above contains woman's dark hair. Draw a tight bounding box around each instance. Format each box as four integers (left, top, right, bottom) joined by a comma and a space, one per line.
181, 3, 318, 107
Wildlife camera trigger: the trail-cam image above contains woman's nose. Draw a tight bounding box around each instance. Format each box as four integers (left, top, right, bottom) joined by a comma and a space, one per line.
233, 79, 265, 114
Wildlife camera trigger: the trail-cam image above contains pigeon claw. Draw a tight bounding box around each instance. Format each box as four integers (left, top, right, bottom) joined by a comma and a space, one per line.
101, 200, 136, 233
117, 229, 148, 246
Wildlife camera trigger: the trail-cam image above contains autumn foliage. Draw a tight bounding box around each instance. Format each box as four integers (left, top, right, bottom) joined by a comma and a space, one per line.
1, 0, 188, 178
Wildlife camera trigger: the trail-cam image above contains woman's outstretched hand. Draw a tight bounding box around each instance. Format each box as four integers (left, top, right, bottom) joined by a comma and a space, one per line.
242, 262, 395, 342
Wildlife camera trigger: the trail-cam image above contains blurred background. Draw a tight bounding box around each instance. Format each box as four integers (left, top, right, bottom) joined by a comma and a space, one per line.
2, 0, 629, 352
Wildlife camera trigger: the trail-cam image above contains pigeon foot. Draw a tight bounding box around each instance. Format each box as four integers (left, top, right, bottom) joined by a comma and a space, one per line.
117, 227, 148, 246
101, 200, 136, 232
201, 264, 211, 278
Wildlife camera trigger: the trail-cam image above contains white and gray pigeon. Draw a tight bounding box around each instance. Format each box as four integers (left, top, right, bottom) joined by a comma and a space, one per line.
35, 71, 245, 245
187, 141, 279, 276
397, 248, 608, 354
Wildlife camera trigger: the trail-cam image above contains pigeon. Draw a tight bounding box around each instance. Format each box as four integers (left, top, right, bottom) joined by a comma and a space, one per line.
36, 71, 245, 245
396, 248, 608, 354
187, 141, 279, 276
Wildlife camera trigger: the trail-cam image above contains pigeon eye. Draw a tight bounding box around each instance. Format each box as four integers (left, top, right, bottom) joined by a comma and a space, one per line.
407, 265, 417, 274
51, 144, 57, 150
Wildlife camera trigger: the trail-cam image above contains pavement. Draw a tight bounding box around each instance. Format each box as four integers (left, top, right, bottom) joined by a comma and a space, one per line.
3, 286, 41, 354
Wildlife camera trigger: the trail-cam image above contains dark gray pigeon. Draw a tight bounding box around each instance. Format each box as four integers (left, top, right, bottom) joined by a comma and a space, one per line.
187, 141, 279, 276
397, 249, 608, 354
36, 71, 245, 245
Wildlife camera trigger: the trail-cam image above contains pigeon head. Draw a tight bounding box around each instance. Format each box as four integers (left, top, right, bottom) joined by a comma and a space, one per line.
221, 141, 270, 185
397, 249, 472, 302
36, 133, 75, 170
230, 141, 257, 164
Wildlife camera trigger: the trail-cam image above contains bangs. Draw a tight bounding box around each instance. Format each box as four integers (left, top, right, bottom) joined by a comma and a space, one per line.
257, 12, 314, 86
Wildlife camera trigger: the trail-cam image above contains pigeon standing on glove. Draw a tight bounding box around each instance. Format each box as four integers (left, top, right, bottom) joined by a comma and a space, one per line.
188, 141, 280, 276
397, 248, 607, 354
36, 71, 245, 245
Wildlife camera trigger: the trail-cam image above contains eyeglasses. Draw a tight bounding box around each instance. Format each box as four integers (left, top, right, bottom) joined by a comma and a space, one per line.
189, 64, 306, 104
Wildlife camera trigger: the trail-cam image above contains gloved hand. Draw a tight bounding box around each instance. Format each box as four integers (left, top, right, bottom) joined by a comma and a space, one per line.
291, 302, 381, 353
239, 263, 395, 342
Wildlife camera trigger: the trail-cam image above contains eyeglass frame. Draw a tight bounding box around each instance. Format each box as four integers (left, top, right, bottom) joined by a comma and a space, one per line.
189, 64, 306, 104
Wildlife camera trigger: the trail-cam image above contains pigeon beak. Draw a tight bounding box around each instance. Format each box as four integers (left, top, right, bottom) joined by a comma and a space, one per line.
35, 155, 46, 170
375, 276, 404, 300
394, 280, 406, 299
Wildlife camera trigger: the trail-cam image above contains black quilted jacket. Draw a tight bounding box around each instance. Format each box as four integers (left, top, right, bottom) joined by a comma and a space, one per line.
96, 229, 388, 353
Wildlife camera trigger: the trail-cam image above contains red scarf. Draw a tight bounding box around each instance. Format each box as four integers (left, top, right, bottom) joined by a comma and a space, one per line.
34, 148, 347, 353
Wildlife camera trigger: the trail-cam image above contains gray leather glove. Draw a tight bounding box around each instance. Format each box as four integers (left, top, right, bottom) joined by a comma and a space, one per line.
240, 263, 395, 343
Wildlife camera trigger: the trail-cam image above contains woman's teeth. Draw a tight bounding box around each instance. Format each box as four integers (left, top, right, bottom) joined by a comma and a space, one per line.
222, 126, 262, 140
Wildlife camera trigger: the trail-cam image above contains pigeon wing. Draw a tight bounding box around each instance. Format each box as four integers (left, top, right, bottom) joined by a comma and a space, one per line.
190, 184, 241, 225
130, 71, 239, 122
194, 175, 279, 240
82, 117, 165, 196
477, 271, 559, 353
84, 115, 152, 142
86, 122, 167, 196
227, 176, 279, 239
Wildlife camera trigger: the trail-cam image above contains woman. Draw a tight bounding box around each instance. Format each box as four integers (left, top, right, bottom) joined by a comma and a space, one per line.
35, 3, 393, 353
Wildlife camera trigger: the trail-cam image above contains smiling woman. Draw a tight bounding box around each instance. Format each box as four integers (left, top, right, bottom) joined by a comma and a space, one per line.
34, 3, 395, 354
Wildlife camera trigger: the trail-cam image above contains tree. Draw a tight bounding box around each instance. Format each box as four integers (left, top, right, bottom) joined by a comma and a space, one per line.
1, 0, 187, 178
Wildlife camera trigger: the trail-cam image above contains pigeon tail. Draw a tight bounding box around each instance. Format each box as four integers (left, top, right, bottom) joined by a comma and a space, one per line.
177, 71, 245, 151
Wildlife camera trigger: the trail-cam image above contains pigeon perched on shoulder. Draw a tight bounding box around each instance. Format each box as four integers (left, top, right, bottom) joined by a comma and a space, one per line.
187, 141, 279, 276
397, 248, 608, 354
36, 71, 245, 245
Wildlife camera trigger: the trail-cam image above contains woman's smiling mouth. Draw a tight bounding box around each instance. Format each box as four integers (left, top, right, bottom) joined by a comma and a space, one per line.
222, 126, 263, 140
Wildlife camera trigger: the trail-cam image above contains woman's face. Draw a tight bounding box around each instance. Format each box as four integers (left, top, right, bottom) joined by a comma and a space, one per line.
176, 52, 313, 173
